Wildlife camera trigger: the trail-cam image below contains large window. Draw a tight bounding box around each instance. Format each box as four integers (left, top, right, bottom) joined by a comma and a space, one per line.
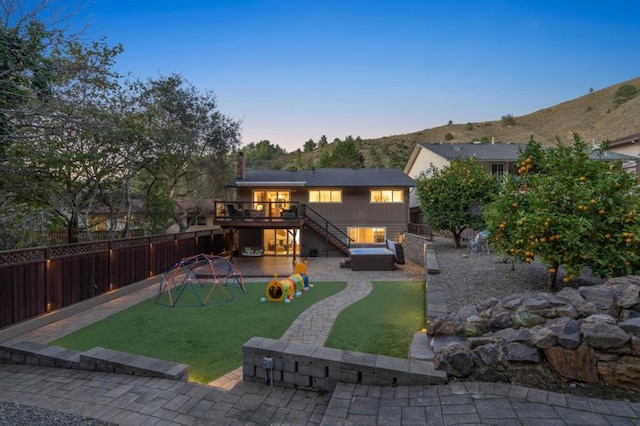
348, 227, 386, 244
370, 189, 403, 203
309, 190, 342, 203
252, 190, 290, 217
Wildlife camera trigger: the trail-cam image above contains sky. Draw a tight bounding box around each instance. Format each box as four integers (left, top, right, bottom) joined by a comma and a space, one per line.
68, 0, 640, 152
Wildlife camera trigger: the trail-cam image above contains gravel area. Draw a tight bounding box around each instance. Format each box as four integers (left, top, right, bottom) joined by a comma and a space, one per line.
428, 236, 603, 314
0, 402, 115, 426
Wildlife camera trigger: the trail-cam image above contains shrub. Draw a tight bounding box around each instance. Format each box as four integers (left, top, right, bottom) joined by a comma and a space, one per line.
614, 84, 638, 107
501, 114, 516, 126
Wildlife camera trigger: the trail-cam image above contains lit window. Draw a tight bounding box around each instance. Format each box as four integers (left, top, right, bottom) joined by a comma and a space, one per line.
370, 190, 403, 203
348, 227, 386, 244
309, 190, 342, 203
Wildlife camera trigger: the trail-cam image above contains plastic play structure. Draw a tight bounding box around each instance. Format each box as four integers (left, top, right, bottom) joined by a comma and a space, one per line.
155, 253, 245, 307
264, 261, 310, 303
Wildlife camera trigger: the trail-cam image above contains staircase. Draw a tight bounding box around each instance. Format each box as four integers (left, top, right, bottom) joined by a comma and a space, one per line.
302, 205, 351, 256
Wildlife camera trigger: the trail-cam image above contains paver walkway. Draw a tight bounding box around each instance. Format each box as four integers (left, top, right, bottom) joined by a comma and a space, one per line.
1, 256, 639, 425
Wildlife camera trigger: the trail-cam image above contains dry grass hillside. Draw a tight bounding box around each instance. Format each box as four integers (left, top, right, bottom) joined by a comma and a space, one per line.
288, 76, 640, 169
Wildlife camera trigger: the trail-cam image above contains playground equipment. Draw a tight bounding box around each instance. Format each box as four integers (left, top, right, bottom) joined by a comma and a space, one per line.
155, 253, 245, 307
264, 261, 310, 302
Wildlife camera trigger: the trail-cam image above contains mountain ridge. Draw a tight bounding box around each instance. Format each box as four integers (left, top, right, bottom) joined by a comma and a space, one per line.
282, 76, 640, 169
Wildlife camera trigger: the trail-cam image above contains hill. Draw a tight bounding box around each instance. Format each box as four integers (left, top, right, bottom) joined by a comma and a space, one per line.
283, 76, 640, 169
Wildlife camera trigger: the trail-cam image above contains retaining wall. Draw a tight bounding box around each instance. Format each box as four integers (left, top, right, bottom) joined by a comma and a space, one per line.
242, 337, 447, 392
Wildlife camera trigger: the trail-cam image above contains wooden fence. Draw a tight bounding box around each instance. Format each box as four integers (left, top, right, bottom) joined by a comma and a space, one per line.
0, 229, 230, 329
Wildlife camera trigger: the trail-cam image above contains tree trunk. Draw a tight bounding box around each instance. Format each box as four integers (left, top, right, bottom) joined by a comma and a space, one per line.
452, 230, 462, 248
68, 211, 79, 244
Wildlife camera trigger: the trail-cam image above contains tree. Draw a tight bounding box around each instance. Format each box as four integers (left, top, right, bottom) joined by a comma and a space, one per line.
317, 135, 328, 148
303, 138, 315, 152
131, 74, 241, 233
415, 157, 499, 248
444, 132, 453, 141
3, 28, 126, 243
316, 135, 364, 168
242, 139, 287, 169
484, 135, 640, 291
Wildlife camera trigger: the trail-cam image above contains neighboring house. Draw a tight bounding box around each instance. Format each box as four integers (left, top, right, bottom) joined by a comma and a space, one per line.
607, 132, 640, 176
213, 154, 415, 259
89, 198, 220, 234
404, 141, 638, 223
166, 198, 220, 233
404, 142, 527, 222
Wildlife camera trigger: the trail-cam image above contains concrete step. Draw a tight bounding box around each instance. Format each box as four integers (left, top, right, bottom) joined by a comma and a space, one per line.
409, 330, 434, 361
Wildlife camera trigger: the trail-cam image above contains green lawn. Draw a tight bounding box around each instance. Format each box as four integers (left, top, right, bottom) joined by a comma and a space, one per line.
53, 281, 346, 383
324, 281, 425, 358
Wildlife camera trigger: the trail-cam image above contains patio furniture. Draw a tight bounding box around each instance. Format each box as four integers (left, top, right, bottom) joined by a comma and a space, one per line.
468, 231, 490, 255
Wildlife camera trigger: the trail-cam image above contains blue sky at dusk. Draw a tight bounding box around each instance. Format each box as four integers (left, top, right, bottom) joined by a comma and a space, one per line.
76, 0, 640, 151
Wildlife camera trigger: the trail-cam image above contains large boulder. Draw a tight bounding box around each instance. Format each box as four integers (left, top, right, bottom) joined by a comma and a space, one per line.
548, 318, 582, 349
579, 285, 615, 311
581, 321, 630, 350
544, 344, 598, 383
434, 344, 476, 378
619, 317, 640, 337
597, 356, 640, 392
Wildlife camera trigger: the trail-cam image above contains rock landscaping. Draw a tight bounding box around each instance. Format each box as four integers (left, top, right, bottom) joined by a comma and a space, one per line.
428, 275, 640, 393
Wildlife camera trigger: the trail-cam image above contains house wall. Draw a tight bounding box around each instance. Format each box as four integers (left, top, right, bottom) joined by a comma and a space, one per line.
406, 148, 449, 179
306, 187, 408, 243
235, 186, 410, 256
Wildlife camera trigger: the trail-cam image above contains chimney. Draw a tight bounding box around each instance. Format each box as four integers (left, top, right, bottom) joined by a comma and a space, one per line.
236, 152, 245, 180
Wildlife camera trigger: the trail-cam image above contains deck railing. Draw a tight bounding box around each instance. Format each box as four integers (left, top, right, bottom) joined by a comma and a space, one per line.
214, 201, 302, 222
407, 223, 433, 240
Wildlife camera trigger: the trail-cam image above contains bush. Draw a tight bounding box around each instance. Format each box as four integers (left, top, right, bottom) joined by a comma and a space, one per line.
444, 132, 453, 141
614, 84, 638, 107
501, 114, 516, 126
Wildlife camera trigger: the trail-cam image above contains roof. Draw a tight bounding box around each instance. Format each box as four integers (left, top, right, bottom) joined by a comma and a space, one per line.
415, 142, 638, 162
609, 132, 640, 147
231, 168, 415, 188
417, 142, 527, 161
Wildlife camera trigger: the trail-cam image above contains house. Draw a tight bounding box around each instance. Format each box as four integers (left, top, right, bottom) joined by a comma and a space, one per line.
607, 132, 640, 176
403, 142, 527, 223
404, 141, 638, 223
213, 153, 415, 259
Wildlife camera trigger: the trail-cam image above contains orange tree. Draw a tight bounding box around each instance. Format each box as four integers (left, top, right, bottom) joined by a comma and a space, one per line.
415, 157, 499, 248
484, 135, 640, 291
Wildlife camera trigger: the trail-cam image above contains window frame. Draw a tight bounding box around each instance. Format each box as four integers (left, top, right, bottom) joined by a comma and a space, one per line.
347, 226, 387, 244
491, 163, 505, 176
369, 189, 404, 204
308, 189, 343, 203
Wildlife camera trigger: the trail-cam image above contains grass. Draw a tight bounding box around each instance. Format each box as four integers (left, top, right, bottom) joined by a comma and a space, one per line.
324, 281, 425, 358
53, 281, 346, 383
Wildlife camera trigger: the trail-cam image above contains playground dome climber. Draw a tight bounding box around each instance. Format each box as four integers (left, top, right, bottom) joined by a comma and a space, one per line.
155, 253, 245, 307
